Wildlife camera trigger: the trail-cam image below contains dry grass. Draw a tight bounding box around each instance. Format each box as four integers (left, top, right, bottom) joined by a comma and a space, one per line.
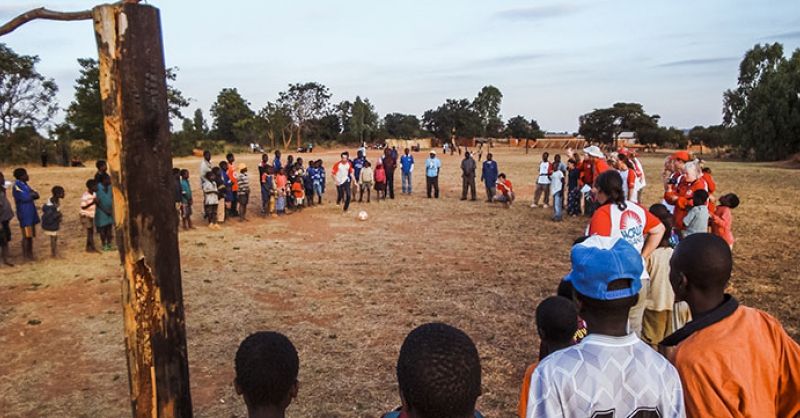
0, 147, 798, 417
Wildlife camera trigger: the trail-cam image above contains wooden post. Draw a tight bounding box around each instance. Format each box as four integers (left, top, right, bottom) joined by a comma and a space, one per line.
93, 4, 193, 417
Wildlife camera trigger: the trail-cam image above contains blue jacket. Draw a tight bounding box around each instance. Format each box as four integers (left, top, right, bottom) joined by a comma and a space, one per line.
481, 160, 498, 186
12, 180, 40, 227
95, 184, 114, 228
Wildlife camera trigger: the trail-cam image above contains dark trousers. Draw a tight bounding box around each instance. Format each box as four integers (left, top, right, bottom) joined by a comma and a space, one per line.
337, 181, 351, 211
426, 176, 439, 198
386, 170, 396, 199
462, 176, 476, 200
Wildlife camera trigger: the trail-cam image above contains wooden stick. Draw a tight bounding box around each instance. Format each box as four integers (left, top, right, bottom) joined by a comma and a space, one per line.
0, 7, 92, 36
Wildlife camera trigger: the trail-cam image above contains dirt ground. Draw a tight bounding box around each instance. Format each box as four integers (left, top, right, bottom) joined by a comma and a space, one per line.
1, 146, 798, 417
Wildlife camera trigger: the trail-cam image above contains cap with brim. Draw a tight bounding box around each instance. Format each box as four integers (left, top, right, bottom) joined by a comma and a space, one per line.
617, 148, 631, 156
430, 150, 437, 155
564, 235, 643, 300
672, 151, 691, 162
583, 145, 604, 158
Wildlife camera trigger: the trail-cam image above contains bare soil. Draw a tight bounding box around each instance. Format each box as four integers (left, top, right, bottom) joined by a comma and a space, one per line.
1, 147, 797, 417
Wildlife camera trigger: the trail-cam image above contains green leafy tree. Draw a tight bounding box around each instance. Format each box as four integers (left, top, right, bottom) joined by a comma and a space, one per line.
210, 88, 255, 143
0, 43, 58, 136
723, 43, 800, 160
688, 125, 730, 148
192, 108, 209, 138
505, 115, 532, 139
384, 113, 421, 139
64, 58, 189, 156
307, 113, 341, 143
422, 99, 482, 147
579, 102, 659, 145
259, 102, 294, 149
277, 82, 331, 148
472, 85, 504, 137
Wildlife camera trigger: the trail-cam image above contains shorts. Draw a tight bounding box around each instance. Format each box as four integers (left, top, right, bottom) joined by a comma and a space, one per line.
181, 202, 192, 218
0, 221, 10, 246
43, 230, 58, 237
80, 214, 95, 229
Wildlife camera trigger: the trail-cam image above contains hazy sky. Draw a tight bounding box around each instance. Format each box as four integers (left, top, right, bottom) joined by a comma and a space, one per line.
2, 0, 799, 131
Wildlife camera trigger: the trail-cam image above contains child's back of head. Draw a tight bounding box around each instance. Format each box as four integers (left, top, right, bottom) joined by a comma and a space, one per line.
536, 296, 578, 359
235, 331, 299, 417
720, 193, 740, 209
692, 189, 709, 207
396, 322, 481, 418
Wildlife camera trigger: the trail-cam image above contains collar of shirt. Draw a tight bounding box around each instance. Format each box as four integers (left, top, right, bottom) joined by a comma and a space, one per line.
661, 294, 738, 347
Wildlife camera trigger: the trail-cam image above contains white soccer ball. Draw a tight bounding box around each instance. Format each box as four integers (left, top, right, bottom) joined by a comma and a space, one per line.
357, 210, 369, 221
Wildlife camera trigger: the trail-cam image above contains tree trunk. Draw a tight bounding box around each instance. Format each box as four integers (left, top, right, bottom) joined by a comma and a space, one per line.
296, 124, 302, 149
93, 4, 192, 417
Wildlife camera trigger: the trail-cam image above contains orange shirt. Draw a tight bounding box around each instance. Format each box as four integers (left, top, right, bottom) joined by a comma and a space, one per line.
702, 172, 716, 195
665, 178, 713, 230
711, 206, 734, 246
517, 362, 538, 418
593, 158, 610, 179
497, 179, 513, 195
227, 166, 239, 192
291, 181, 304, 198
663, 297, 800, 418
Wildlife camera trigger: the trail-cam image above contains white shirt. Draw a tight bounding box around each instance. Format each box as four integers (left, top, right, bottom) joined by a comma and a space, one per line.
550, 170, 564, 195
526, 333, 685, 418
537, 161, 551, 185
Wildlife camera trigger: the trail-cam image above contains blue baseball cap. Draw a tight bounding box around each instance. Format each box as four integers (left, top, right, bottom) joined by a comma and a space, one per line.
564, 236, 643, 300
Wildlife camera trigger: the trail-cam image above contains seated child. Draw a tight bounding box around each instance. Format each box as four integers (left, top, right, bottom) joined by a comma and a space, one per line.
359, 161, 374, 203
235, 331, 299, 418
374, 162, 387, 200
711, 193, 739, 250
494, 173, 514, 207
683, 189, 709, 238
518, 296, 578, 418
41, 186, 65, 257
382, 323, 484, 418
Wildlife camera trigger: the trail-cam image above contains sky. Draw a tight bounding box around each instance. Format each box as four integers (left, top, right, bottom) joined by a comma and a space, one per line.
2, 0, 799, 132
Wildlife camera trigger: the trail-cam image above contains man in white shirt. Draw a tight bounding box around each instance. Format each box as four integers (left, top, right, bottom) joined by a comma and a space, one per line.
526, 236, 685, 418
331, 152, 354, 212
531, 152, 552, 208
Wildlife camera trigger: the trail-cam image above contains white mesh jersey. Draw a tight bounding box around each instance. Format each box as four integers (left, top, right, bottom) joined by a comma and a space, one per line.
526, 334, 685, 418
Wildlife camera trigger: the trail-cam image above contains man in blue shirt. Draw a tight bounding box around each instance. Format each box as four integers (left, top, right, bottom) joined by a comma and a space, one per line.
352, 150, 367, 198
400, 148, 415, 195
425, 151, 442, 199
480, 153, 499, 202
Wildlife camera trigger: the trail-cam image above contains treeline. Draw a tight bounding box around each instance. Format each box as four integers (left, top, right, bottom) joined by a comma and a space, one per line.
1, 42, 798, 163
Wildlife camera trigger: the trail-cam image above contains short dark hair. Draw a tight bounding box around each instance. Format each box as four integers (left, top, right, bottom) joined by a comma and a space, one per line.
575, 279, 638, 319
226, 153, 234, 160
720, 193, 740, 209
536, 296, 578, 344
180, 169, 189, 177
51, 185, 65, 197
235, 331, 299, 408
96, 159, 107, 169
498, 173, 506, 179
672, 233, 732, 292
86, 179, 97, 190
12, 167, 27, 179
649, 204, 674, 247
692, 189, 709, 207
397, 323, 481, 418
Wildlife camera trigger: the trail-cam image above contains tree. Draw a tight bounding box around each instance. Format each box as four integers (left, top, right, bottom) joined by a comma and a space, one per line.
277, 82, 331, 148
422, 99, 482, 148
723, 43, 800, 160
259, 102, 294, 149
384, 113, 421, 139
578, 102, 659, 145
0, 43, 58, 136
505, 115, 543, 153
192, 108, 209, 138
210, 88, 254, 143
306, 113, 341, 143
472, 85, 503, 137
688, 125, 730, 149
64, 58, 188, 156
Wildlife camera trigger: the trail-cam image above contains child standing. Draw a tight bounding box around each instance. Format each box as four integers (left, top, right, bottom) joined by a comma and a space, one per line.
202, 171, 220, 230
180, 169, 194, 229
550, 166, 564, 221
237, 163, 250, 221
518, 296, 578, 418
80, 179, 99, 253
359, 161, 374, 203
312, 160, 325, 205
711, 193, 739, 250
261, 166, 275, 217
374, 162, 387, 200
275, 169, 288, 215
304, 161, 315, 207
291, 178, 305, 209
41, 186, 65, 257
95, 173, 115, 251
212, 166, 226, 224
12, 168, 40, 260
682, 189, 710, 238
642, 204, 677, 348
566, 159, 581, 216
0, 171, 15, 266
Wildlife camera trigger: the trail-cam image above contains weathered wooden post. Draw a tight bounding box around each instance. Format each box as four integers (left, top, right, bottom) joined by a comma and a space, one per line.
93, 3, 193, 416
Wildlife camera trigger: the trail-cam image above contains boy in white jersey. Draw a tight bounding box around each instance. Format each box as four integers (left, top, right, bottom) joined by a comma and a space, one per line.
526, 235, 685, 418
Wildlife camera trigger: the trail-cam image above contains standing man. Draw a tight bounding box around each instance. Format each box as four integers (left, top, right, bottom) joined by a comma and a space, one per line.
383, 148, 398, 199
460, 151, 477, 201
332, 152, 355, 212
531, 152, 552, 208
226, 153, 239, 217
199, 150, 213, 189
425, 151, 441, 199
400, 148, 415, 194
352, 150, 367, 199
481, 153, 499, 202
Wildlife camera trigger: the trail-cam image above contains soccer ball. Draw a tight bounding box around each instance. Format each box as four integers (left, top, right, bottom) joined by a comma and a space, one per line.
357, 210, 369, 221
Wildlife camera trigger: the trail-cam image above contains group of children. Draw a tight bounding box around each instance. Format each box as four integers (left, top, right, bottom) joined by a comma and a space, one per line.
232, 233, 799, 418
0, 160, 118, 265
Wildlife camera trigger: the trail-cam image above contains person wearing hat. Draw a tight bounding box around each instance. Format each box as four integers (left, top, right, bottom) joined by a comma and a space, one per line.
525, 235, 684, 418
460, 151, 477, 201
581, 146, 609, 215
425, 150, 442, 199
237, 163, 250, 221
664, 160, 712, 233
